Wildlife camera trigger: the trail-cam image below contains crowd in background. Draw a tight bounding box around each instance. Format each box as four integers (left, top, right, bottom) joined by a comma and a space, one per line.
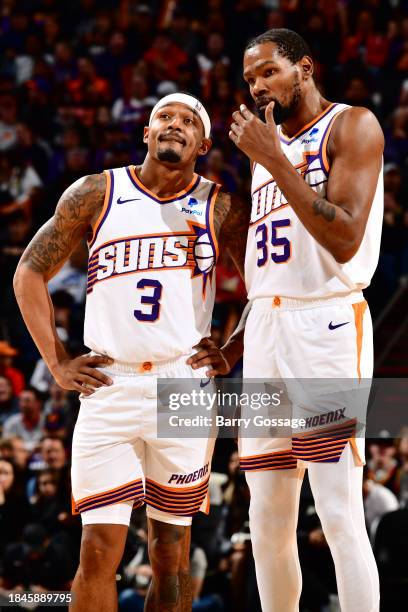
1, 0, 408, 610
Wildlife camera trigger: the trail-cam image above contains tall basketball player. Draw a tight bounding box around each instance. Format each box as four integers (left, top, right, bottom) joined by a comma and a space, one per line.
13, 93, 249, 612
190, 29, 384, 611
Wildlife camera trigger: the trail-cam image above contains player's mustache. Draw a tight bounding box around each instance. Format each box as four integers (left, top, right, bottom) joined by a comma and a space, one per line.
159, 131, 186, 145
255, 96, 273, 111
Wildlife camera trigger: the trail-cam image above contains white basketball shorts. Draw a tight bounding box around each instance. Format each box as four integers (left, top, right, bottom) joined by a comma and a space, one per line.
239, 294, 373, 471
71, 354, 216, 526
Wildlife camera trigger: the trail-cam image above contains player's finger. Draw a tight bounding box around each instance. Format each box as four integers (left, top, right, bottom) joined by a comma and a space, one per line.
206, 369, 220, 377
232, 110, 245, 124
76, 373, 103, 389
72, 381, 92, 395
192, 356, 221, 369
85, 354, 114, 366
79, 366, 113, 386
230, 122, 240, 135
239, 104, 253, 120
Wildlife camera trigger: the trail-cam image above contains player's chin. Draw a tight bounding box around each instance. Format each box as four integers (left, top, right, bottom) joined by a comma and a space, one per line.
157, 146, 183, 164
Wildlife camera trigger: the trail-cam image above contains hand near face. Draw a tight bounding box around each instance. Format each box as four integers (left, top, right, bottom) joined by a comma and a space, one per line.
229, 102, 282, 164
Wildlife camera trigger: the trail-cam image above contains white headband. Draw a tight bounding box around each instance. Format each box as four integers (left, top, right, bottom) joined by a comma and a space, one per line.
149, 93, 211, 138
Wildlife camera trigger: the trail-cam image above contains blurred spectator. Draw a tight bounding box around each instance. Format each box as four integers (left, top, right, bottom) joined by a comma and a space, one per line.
363, 466, 399, 541
0, 341, 25, 395
3, 388, 45, 452
197, 32, 230, 98
204, 148, 238, 193
0, 375, 19, 426
15, 122, 51, 181
367, 438, 399, 489
394, 428, 408, 506
1, 523, 73, 591
30, 468, 71, 535
66, 56, 110, 106
339, 10, 389, 71
40, 436, 67, 471
0, 94, 18, 151
0, 148, 42, 219
0, 458, 30, 554
111, 73, 157, 136
143, 31, 188, 82
47, 240, 88, 305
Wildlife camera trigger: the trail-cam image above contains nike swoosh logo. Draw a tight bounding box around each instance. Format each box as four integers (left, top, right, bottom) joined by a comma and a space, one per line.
200, 378, 212, 388
116, 197, 140, 204
328, 321, 350, 330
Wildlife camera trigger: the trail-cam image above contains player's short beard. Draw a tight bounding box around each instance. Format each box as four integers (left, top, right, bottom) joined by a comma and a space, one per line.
157, 148, 182, 163
257, 74, 302, 125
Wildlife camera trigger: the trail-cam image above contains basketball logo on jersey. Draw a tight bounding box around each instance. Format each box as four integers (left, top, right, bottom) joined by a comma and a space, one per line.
87, 222, 216, 297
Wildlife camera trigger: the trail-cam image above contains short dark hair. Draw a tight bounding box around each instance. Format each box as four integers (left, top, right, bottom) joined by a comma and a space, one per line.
246, 28, 312, 64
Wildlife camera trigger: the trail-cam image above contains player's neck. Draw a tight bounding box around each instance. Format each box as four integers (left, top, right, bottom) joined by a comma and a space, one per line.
280, 92, 331, 139
137, 157, 196, 198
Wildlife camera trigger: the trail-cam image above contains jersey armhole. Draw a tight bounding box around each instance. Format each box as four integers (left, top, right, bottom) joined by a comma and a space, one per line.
319, 108, 348, 176
206, 182, 222, 262
88, 169, 114, 249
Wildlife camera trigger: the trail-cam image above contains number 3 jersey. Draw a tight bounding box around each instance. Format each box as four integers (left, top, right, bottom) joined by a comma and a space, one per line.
245, 103, 384, 300
84, 166, 220, 362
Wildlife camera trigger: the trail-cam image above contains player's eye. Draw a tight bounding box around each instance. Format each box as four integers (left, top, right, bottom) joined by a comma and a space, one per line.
265, 69, 275, 77
184, 118, 193, 125
160, 113, 170, 119
247, 78, 255, 86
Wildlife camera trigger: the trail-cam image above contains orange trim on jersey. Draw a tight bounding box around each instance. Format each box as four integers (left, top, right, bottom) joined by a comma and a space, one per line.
321, 108, 348, 173
208, 183, 221, 260
88, 170, 112, 248
128, 165, 199, 202
279, 103, 337, 144
353, 301, 368, 381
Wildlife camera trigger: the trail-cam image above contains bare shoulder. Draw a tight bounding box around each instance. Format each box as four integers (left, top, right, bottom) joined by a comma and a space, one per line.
19, 172, 106, 278
330, 106, 384, 155
213, 189, 250, 239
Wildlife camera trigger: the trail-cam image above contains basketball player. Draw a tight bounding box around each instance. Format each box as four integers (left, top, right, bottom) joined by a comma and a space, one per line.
13, 93, 249, 612
189, 29, 384, 611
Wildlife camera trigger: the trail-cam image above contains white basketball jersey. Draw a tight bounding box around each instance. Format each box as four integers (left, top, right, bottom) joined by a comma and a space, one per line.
246, 103, 384, 300
84, 166, 220, 362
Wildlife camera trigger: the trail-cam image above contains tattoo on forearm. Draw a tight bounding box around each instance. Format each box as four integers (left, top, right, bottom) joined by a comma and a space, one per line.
21, 173, 105, 276
312, 197, 336, 222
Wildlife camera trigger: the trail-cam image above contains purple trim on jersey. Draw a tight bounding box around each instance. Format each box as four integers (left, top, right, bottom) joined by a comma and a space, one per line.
318, 109, 345, 177
279, 103, 339, 145
205, 182, 217, 259
88, 169, 114, 249
126, 166, 201, 203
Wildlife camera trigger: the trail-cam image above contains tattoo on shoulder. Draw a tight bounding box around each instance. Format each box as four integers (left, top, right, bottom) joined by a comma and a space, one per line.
312, 197, 336, 222
22, 173, 106, 276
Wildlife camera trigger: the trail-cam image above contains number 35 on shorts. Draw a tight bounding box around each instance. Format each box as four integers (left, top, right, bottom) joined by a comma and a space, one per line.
256, 219, 291, 266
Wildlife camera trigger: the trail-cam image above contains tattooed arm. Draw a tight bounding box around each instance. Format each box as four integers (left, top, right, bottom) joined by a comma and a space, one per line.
188, 190, 250, 375
231, 105, 384, 263
13, 173, 114, 394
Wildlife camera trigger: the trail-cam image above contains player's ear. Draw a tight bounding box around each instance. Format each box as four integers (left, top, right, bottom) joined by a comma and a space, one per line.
198, 138, 212, 157
300, 56, 313, 81
143, 127, 149, 143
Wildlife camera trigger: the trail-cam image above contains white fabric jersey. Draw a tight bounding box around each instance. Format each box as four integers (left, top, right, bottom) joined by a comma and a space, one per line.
246, 103, 384, 300
84, 166, 220, 362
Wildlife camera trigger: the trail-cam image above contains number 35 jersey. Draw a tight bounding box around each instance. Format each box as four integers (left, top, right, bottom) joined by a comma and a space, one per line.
84, 166, 220, 362
245, 103, 384, 300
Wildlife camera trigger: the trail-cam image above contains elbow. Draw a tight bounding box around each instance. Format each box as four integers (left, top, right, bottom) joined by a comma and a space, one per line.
332, 242, 359, 264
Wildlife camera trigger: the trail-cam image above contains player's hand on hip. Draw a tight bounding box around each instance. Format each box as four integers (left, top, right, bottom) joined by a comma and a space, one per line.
187, 338, 231, 377
229, 102, 281, 163
51, 354, 114, 395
